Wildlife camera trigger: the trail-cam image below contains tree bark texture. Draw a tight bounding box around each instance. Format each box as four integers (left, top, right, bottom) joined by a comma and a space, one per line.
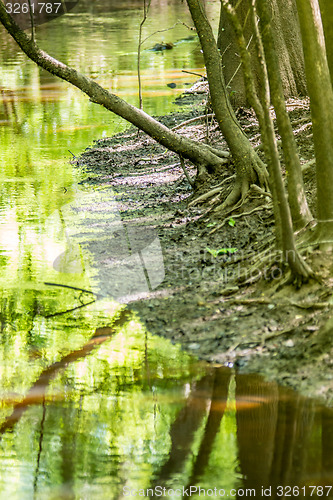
318, 0, 333, 84
295, 0, 333, 240
218, 0, 307, 107
256, 0, 312, 229
186, 0, 268, 207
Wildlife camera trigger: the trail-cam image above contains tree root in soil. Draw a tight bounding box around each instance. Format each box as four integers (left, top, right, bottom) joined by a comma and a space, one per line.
209, 204, 272, 235
188, 174, 235, 207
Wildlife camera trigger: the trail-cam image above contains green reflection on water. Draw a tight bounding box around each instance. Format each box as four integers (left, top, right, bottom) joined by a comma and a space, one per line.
3, 3, 329, 499
0, 3, 226, 497
0, 296, 215, 499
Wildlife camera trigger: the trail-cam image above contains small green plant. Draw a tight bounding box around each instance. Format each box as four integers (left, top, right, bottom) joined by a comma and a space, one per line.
228, 217, 235, 227
206, 247, 238, 258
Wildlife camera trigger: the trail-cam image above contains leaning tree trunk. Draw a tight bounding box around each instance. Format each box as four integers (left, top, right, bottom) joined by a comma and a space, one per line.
0, 2, 228, 181
295, 0, 333, 246
218, 0, 307, 107
186, 0, 268, 208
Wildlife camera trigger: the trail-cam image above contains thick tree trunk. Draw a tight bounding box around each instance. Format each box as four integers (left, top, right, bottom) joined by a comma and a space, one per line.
295, 0, 333, 244
218, 0, 307, 107
0, 2, 227, 179
186, 0, 268, 208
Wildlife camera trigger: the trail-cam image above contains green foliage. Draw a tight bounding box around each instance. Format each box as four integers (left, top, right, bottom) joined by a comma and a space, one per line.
206, 246, 238, 257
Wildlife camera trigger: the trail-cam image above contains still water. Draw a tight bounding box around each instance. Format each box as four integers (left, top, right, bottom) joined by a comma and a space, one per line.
1, 1, 333, 498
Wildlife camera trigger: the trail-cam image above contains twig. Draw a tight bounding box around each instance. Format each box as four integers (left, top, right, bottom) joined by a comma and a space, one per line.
181, 69, 205, 78
291, 116, 311, 127
227, 298, 272, 305
285, 103, 309, 109
178, 21, 196, 32
262, 325, 301, 343
226, 34, 253, 89
141, 22, 180, 46
209, 204, 271, 234
138, 0, 152, 110
27, 0, 35, 42
301, 158, 315, 173
179, 155, 194, 188
171, 114, 215, 130
44, 299, 96, 319
287, 300, 330, 310
44, 282, 96, 295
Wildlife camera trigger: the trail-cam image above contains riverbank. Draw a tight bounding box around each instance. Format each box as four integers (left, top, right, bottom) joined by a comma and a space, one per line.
73, 95, 333, 405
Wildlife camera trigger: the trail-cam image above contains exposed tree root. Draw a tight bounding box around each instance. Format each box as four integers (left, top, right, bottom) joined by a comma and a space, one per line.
219, 180, 243, 211
209, 204, 271, 235
296, 221, 333, 251
188, 175, 235, 207
286, 251, 316, 288
218, 154, 269, 211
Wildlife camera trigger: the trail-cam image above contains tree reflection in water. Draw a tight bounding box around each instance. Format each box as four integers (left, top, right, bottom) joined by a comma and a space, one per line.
0, 291, 333, 498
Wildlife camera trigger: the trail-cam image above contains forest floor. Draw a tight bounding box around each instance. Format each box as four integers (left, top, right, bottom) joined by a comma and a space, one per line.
74, 89, 333, 405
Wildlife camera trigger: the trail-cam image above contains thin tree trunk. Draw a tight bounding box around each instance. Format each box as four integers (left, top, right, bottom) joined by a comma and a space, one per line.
256, 0, 312, 229
255, 0, 313, 281
221, 0, 313, 280
186, 0, 268, 208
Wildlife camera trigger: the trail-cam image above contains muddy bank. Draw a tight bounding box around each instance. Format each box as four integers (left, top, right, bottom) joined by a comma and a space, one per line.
73, 98, 333, 405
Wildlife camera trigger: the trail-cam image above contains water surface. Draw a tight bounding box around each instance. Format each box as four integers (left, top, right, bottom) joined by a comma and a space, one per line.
1, 2, 333, 499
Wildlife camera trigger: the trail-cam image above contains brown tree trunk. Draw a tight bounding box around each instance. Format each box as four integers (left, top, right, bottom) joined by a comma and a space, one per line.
218, 0, 307, 107
295, 0, 333, 245
318, 0, 333, 85
255, 0, 313, 282
255, 0, 312, 230
186, 0, 268, 208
